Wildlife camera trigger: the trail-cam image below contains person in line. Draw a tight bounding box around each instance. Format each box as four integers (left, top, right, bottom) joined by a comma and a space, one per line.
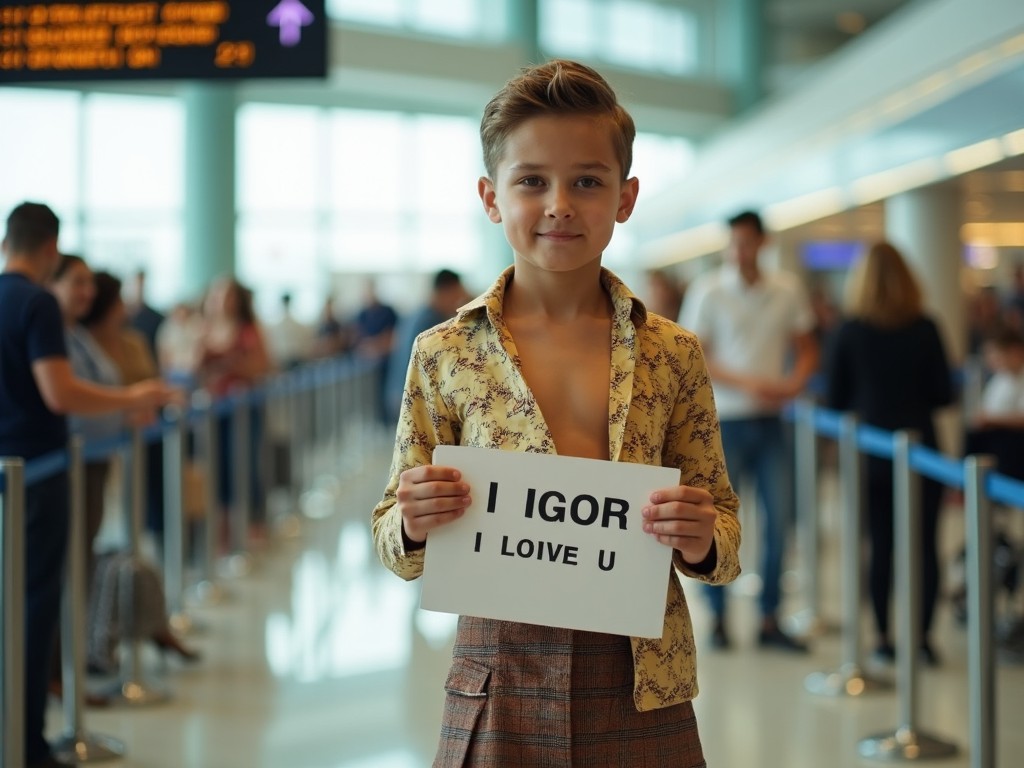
0, 202, 177, 768
197, 277, 272, 545
965, 326, 1024, 479
383, 268, 469, 425
372, 60, 740, 766
679, 210, 818, 652
125, 268, 164, 361
266, 292, 313, 371
825, 241, 954, 666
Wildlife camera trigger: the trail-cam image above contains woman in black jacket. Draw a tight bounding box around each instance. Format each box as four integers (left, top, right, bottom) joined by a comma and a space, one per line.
825, 241, 954, 665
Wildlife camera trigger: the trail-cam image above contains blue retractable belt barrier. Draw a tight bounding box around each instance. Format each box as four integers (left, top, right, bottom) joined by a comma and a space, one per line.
986, 472, 1024, 509
812, 408, 843, 439
909, 444, 965, 490
857, 424, 895, 460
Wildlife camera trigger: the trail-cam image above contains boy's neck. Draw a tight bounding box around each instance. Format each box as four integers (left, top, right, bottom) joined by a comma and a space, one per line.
505, 260, 610, 320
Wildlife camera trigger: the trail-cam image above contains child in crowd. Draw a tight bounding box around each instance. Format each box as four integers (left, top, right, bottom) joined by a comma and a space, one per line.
372, 59, 740, 766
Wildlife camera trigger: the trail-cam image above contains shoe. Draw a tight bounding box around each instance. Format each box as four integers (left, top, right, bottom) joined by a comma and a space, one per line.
153, 630, 202, 663
758, 625, 809, 653
710, 619, 731, 650
872, 642, 896, 665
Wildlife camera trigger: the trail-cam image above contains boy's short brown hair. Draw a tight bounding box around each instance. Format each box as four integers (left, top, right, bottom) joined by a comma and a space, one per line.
480, 59, 636, 181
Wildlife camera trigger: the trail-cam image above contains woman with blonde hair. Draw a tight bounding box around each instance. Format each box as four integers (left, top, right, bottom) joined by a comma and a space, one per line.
825, 241, 954, 665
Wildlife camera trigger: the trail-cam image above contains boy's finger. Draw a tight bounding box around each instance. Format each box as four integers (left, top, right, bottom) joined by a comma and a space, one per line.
410, 465, 462, 483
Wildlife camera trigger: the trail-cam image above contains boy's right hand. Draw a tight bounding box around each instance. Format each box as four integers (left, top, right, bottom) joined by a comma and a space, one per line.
396, 465, 471, 545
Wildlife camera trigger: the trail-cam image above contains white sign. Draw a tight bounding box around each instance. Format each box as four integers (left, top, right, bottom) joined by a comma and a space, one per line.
421, 446, 679, 638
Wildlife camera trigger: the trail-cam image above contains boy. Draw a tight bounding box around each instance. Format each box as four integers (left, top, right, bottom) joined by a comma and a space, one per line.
372, 60, 740, 766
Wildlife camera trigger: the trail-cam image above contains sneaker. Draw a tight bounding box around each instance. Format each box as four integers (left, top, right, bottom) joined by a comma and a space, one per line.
758, 625, 809, 653
710, 620, 731, 650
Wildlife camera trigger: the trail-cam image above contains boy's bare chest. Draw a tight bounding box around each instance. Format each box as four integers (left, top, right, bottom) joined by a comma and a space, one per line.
508, 320, 613, 460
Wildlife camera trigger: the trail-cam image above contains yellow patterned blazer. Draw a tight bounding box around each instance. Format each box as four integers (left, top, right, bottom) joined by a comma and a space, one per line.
372, 265, 741, 711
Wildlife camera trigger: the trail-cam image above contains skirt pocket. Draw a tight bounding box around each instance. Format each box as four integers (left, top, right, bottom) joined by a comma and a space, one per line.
434, 657, 492, 768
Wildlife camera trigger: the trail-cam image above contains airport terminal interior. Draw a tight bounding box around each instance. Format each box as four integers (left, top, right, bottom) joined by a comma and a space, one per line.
3, 0, 1024, 766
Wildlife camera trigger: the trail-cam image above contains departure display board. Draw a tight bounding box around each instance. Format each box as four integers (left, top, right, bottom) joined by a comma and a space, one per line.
0, 1, 327, 82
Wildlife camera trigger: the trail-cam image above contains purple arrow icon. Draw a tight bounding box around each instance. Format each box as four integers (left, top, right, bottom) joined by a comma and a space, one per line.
267, 0, 315, 47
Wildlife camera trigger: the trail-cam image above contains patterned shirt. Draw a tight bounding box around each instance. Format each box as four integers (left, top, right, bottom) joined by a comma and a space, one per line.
372, 266, 741, 712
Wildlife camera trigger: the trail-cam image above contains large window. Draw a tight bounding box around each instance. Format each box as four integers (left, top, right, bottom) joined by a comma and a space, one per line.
328, 0, 507, 41
0, 88, 185, 308
541, 0, 700, 76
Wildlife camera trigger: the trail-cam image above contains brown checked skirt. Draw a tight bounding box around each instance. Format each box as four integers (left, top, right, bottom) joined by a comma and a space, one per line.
434, 616, 706, 767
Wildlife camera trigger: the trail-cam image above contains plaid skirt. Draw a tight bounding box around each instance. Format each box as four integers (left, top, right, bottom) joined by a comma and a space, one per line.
435, 616, 706, 767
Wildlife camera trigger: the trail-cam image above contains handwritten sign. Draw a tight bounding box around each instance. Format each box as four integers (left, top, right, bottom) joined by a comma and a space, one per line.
421, 446, 678, 638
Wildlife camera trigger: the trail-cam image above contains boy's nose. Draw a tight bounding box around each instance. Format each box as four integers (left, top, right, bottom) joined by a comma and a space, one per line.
545, 188, 574, 219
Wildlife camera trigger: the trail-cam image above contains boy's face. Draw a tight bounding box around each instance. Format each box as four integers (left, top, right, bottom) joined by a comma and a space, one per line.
478, 114, 638, 275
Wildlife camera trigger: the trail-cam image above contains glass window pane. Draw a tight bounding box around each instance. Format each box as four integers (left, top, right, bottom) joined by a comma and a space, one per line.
82, 216, 184, 307
328, 0, 403, 25
413, 115, 481, 214
412, 0, 477, 37
631, 133, 696, 197
0, 88, 80, 215
83, 94, 184, 210
328, 110, 405, 212
237, 217, 322, 320
238, 104, 321, 212
540, 0, 594, 57
330, 213, 407, 272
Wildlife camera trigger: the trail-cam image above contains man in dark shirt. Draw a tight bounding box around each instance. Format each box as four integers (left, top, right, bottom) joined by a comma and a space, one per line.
126, 269, 164, 360
1, 202, 174, 768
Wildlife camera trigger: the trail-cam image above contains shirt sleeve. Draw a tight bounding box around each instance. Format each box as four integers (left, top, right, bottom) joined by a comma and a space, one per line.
825, 321, 854, 411
787, 277, 817, 336
661, 335, 741, 585
25, 291, 67, 363
371, 335, 460, 581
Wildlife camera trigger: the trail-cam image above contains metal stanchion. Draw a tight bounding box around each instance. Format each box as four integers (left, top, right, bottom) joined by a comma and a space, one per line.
1, 458, 26, 768
105, 427, 170, 706
859, 431, 956, 760
788, 399, 822, 637
162, 409, 201, 636
189, 394, 229, 606
54, 438, 125, 761
221, 391, 252, 577
964, 455, 996, 768
806, 414, 888, 697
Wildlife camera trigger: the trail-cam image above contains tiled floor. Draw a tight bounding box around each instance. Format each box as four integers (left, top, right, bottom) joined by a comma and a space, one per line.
46, 435, 1024, 767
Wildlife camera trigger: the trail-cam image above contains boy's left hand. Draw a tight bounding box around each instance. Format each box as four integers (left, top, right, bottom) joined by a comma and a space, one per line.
642, 485, 717, 565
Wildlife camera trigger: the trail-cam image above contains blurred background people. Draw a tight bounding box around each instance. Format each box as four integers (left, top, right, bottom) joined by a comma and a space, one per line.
825, 241, 954, 667
125, 269, 164, 362
198, 277, 272, 544
384, 269, 469, 425
266, 292, 313, 371
157, 301, 204, 389
679, 210, 818, 653
645, 269, 685, 321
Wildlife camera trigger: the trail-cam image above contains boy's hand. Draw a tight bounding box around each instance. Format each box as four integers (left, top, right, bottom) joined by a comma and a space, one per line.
396, 465, 471, 545
642, 485, 717, 565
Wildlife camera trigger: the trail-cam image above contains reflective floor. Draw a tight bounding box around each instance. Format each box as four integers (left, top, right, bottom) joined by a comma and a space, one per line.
47, 436, 1024, 767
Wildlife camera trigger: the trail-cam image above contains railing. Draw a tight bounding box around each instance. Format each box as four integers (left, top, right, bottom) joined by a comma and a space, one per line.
0, 356, 377, 767
794, 400, 1024, 767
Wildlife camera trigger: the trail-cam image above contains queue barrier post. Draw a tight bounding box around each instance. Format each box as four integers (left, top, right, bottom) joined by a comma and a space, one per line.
54, 436, 125, 761
1, 458, 26, 768
858, 430, 957, 760
806, 414, 888, 697
965, 455, 996, 768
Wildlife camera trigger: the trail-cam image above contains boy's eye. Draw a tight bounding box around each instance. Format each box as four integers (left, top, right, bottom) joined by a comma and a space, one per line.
576, 177, 602, 189
518, 176, 544, 188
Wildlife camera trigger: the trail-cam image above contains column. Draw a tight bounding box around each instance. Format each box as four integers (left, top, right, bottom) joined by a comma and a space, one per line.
183, 83, 236, 299
508, 0, 541, 66
728, 0, 768, 113
885, 183, 966, 363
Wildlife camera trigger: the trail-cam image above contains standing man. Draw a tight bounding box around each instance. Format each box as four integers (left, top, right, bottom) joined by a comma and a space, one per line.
383, 268, 469, 425
0, 202, 175, 768
679, 210, 818, 652
126, 268, 165, 361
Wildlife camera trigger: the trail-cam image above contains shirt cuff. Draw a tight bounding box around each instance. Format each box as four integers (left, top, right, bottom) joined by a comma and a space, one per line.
679, 540, 717, 575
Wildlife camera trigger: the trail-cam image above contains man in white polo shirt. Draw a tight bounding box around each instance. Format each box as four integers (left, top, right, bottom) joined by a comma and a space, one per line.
679, 210, 818, 652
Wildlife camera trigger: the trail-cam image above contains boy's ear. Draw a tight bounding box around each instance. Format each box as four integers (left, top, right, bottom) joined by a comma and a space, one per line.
478, 177, 502, 223
616, 177, 640, 224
